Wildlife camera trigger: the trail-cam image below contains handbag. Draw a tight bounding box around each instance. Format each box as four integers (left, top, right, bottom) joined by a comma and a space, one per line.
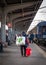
16, 36, 25, 45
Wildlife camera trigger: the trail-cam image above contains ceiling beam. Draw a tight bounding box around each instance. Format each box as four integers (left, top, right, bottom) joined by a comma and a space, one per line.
15, 20, 32, 26
15, 20, 31, 31
10, 11, 36, 21
14, 16, 34, 23
5, 1, 42, 13
3, 0, 7, 5
0, 7, 2, 14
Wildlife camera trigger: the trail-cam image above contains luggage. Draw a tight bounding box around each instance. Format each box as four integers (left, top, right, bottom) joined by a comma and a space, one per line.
26, 47, 32, 56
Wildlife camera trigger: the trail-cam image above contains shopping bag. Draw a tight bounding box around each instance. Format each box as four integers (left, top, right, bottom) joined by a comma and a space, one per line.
16, 36, 25, 45
26, 47, 32, 56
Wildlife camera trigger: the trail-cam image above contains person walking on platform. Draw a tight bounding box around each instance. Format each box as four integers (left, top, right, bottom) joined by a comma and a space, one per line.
0, 38, 3, 52
29, 33, 34, 43
20, 32, 29, 57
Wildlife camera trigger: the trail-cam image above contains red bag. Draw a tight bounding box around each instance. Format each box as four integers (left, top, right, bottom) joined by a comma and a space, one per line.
26, 47, 32, 56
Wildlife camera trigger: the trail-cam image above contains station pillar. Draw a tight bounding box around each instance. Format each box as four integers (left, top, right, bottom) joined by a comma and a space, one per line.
1, 12, 6, 42
7, 17, 13, 43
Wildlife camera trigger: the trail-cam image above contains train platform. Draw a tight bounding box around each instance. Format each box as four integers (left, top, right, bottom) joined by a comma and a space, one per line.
0, 43, 46, 65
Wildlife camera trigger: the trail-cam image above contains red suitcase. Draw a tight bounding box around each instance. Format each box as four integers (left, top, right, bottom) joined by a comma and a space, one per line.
26, 47, 32, 56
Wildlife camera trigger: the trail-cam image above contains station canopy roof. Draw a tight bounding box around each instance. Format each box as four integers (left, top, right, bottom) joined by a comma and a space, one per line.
0, 0, 43, 32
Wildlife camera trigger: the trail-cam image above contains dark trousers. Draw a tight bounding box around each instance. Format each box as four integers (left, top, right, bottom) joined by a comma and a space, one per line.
20, 45, 26, 56
0, 44, 3, 52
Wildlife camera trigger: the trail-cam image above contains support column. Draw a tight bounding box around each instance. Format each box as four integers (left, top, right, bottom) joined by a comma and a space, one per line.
8, 17, 13, 43
1, 11, 6, 42
12, 20, 15, 41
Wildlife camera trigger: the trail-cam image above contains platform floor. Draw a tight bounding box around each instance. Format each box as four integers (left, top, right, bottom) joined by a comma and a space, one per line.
0, 43, 46, 65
